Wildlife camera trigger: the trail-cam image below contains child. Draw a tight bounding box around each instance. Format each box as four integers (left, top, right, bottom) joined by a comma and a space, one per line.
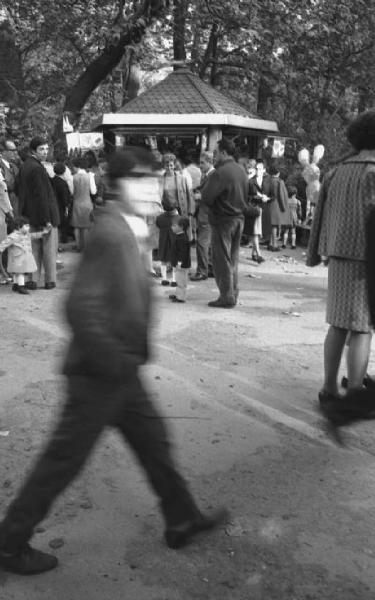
169, 216, 191, 303
0, 216, 51, 294
281, 186, 302, 250
155, 198, 179, 287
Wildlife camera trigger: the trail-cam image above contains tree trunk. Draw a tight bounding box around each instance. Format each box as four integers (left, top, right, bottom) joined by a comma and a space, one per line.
122, 50, 141, 105
0, 21, 25, 107
209, 29, 219, 86
199, 23, 219, 80
173, 0, 187, 66
257, 73, 273, 117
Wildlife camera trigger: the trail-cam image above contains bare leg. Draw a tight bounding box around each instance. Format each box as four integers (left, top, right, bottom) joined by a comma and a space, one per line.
323, 325, 347, 394
144, 249, 155, 274
252, 234, 262, 257
271, 226, 278, 248
347, 331, 372, 390
160, 262, 167, 281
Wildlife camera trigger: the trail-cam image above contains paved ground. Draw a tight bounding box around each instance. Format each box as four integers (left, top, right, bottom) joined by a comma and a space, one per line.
1, 243, 375, 600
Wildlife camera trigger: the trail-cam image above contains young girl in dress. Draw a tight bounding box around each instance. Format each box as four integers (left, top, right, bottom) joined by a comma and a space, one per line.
169, 217, 191, 303
156, 197, 179, 286
281, 186, 302, 249
0, 216, 51, 294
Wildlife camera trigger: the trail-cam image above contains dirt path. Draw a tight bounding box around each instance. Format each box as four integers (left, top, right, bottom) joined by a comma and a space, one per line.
1, 246, 375, 600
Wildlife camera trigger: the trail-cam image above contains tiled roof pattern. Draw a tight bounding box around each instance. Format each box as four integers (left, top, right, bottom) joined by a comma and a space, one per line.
118, 68, 256, 117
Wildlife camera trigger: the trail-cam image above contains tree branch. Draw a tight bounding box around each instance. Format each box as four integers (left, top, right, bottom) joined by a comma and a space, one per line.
199, 22, 219, 79
56, 0, 168, 138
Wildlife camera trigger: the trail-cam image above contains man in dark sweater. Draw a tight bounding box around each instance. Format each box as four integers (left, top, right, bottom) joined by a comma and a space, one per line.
18, 136, 60, 289
0, 148, 227, 575
201, 138, 249, 308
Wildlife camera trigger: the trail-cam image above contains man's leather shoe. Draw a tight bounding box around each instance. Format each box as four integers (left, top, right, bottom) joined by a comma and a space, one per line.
25, 281, 37, 290
18, 286, 29, 295
0, 543, 58, 575
208, 299, 235, 308
44, 282, 56, 290
165, 508, 229, 549
190, 273, 208, 281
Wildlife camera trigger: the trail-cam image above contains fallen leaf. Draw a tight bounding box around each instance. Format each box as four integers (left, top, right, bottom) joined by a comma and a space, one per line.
49, 537, 65, 549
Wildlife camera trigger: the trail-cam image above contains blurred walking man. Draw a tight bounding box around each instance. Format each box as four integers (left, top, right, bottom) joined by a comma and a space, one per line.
0, 148, 227, 575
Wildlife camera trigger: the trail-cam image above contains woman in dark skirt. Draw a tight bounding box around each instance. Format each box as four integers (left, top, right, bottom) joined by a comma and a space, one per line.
266, 165, 288, 251
307, 110, 375, 420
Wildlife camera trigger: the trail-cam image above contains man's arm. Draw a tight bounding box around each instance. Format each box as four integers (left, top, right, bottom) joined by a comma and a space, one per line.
200, 170, 224, 206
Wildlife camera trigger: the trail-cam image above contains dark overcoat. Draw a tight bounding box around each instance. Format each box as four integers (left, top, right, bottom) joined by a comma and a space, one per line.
19, 156, 60, 228
63, 202, 151, 381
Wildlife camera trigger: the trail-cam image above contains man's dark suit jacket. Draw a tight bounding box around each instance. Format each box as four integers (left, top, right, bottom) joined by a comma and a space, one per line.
63, 201, 151, 382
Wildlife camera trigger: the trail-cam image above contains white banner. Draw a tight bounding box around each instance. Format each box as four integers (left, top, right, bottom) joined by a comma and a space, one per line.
66, 132, 104, 153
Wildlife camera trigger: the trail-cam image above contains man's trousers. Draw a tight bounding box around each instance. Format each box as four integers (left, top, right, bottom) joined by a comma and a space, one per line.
31, 226, 58, 285
0, 373, 199, 554
195, 220, 212, 277
210, 216, 244, 305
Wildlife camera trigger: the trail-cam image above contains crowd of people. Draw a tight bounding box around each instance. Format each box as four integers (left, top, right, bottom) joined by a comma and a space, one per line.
2, 128, 374, 378
0, 134, 305, 305
0, 137, 106, 293
2, 112, 375, 575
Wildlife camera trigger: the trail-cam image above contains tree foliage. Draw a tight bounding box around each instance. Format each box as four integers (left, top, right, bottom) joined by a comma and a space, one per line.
1, 0, 375, 160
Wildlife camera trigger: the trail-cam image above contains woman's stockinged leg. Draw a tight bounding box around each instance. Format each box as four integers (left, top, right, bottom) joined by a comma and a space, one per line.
347, 331, 372, 390
323, 325, 347, 394
271, 227, 278, 248
252, 235, 261, 256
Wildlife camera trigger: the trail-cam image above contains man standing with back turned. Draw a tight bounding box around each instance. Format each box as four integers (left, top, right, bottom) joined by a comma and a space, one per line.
0, 148, 227, 575
201, 138, 250, 308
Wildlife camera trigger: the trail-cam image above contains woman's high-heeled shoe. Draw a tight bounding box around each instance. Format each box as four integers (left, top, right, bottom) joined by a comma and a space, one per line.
341, 374, 375, 389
